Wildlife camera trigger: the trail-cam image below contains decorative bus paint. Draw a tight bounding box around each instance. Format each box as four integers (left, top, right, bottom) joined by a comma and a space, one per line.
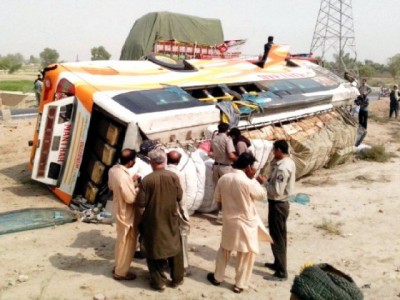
29, 51, 358, 205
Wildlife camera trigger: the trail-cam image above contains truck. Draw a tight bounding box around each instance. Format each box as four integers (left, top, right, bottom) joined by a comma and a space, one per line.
29, 47, 359, 208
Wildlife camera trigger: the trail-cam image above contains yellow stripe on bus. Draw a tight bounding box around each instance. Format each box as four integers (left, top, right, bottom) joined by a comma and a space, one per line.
68, 114, 85, 186
64, 113, 82, 185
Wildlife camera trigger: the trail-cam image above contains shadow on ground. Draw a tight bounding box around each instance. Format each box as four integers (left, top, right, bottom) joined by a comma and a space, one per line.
0, 162, 55, 199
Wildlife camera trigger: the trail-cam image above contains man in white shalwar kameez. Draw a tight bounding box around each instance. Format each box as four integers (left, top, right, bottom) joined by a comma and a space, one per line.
166, 150, 190, 270
108, 149, 140, 280
207, 152, 272, 293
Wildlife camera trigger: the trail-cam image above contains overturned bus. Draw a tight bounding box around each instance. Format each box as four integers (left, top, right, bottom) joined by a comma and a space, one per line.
29, 47, 359, 211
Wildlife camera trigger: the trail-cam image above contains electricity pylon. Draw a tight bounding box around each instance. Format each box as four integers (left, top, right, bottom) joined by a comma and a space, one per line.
310, 0, 358, 78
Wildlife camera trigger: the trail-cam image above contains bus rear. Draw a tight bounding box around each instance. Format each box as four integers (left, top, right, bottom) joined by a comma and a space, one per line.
30, 66, 93, 204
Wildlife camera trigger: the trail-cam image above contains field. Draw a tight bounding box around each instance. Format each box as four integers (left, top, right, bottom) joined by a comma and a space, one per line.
0, 80, 34, 93
0, 67, 39, 93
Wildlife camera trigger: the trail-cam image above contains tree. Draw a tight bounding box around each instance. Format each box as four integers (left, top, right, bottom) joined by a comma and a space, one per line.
330, 52, 358, 76
358, 64, 375, 79
0, 53, 24, 74
387, 54, 400, 79
39, 48, 59, 68
28, 55, 40, 64
364, 59, 385, 74
91, 46, 111, 60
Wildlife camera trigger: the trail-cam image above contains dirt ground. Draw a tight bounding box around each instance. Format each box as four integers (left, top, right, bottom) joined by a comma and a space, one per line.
0, 99, 399, 300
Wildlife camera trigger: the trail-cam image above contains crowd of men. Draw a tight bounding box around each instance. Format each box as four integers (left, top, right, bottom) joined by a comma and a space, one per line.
106, 125, 362, 298
107, 125, 295, 292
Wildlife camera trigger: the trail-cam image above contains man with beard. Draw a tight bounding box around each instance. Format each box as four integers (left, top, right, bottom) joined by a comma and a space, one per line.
137, 148, 184, 291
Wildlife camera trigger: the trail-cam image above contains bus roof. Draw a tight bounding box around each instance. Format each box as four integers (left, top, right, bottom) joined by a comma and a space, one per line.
53, 58, 316, 93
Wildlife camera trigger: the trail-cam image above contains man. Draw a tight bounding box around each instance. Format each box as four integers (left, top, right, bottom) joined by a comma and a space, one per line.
34, 75, 43, 105
211, 122, 237, 185
137, 148, 184, 291
358, 78, 372, 96
108, 149, 140, 280
207, 152, 272, 293
211, 122, 237, 224
356, 94, 369, 129
389, 84, 400, 118
166, 150, 190, 272
257, 140, 296, 281
260, 36, 274, 66
129, 139, 157, 259
228, 127, 251, 155
129, 139, 157, 178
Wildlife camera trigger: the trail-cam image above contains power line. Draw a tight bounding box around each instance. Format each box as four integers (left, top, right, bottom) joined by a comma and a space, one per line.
310, 0, 358, 77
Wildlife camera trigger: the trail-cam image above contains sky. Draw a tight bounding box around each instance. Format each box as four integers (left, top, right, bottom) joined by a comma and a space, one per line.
0, 0, 399, 64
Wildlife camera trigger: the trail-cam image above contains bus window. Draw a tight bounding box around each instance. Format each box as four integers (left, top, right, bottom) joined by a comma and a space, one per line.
58, 104, 73, 124
259, 80, 302, 96
55, 79, 75, 100
48, 162, 61, 180
113, 87, 211, 114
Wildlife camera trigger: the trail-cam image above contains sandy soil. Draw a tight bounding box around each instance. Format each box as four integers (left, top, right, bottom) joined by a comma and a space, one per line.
0, 99, 399, 300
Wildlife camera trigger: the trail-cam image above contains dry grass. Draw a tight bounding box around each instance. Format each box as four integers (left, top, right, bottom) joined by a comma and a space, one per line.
315, 219, 343, 236
300, 176, 337, 187
389, 129, 400, 140
369, 113, 390, 124
357, 145, 392, 162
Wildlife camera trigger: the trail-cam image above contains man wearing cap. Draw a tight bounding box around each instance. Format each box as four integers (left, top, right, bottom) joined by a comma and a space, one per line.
129, 139, 157, 179
211, 122, 237, 185
211, 122, 237, 224
207, 152, 272, 293
257, 139, 296, 281
211, 123, 237, 179
128, 139, 157, 259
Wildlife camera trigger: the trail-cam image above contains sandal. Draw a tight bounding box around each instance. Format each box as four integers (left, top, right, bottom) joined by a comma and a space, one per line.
207, 273, 221, 286
169, 280, 184, 288
233, 285, 243, 294
113, 271, 137, 281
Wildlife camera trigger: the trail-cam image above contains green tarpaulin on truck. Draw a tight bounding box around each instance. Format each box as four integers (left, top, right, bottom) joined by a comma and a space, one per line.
120, 11, 224, 60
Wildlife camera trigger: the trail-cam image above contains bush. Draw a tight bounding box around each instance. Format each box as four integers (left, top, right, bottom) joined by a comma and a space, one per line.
315, 219, 343, 236
8, 63, 22, 74
369, 113, 389, 124
357, 145, 391, 162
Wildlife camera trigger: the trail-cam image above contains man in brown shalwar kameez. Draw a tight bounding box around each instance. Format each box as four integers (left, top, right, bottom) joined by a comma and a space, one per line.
137, 148, 184, 291
108, 149, 140, 280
